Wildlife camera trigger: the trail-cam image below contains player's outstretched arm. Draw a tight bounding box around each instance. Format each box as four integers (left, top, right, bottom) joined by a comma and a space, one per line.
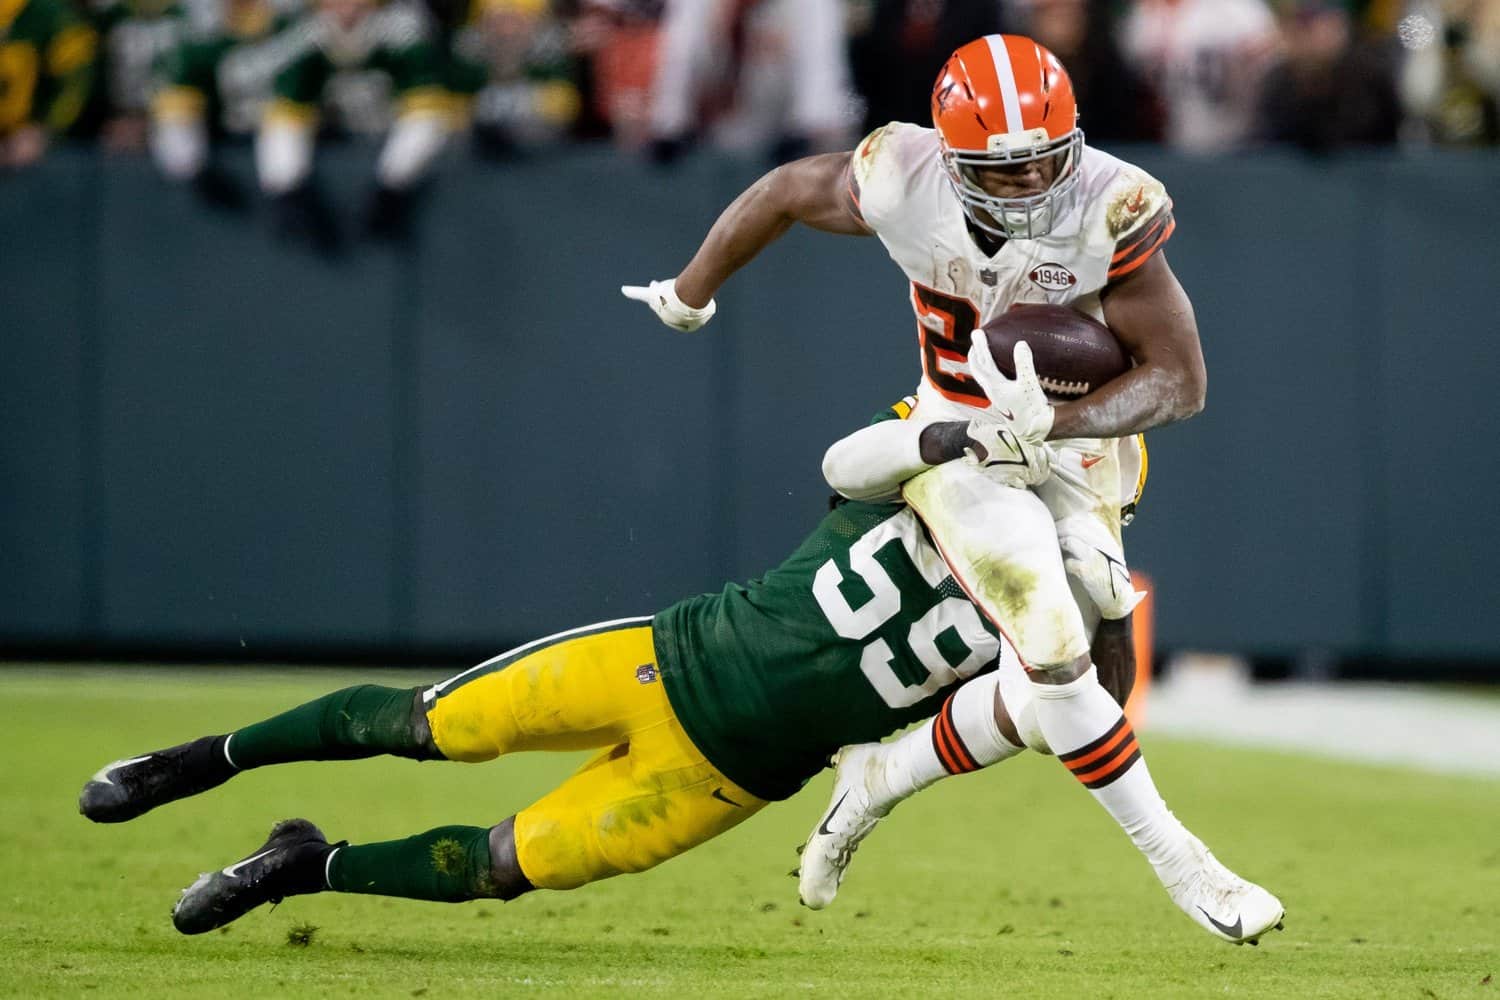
1048, 252, 1207, 440
676, 152, 872, 306
623, 153, 870, 331
822, 419, 933, 501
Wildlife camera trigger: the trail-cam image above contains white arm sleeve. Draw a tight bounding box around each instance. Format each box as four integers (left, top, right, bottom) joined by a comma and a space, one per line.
150, 118, 207, 181
255, 119, 315, 194
376, 111, 449, 190
822, 419, 935, 502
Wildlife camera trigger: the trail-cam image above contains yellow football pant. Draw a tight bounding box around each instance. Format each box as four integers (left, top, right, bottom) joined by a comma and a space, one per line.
422, 619, 767, 890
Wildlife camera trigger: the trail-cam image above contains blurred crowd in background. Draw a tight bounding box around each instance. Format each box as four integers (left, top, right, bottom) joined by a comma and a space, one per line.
3, 0, 1497, 242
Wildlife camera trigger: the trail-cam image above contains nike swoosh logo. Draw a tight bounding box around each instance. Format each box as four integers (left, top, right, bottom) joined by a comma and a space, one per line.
711, 787, 743, 808
91, 756, 153, 785
1080, 454, 1105, 469
817, 791, 851, 836
222, 848, 276, 879
999, 409, 1015, 421
1198, 906, 1243, 940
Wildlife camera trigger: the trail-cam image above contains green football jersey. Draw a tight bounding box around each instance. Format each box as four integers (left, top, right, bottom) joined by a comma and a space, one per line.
655, 499, 1002, 802
155, 5, 291, 133
0, 0, 95, 133
270, 3, 442, 121
89, 0, 183, 114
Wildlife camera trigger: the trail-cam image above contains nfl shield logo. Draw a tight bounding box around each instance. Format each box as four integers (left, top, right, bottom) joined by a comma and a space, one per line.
980, 268, 998, 286
636, 663, 658, 685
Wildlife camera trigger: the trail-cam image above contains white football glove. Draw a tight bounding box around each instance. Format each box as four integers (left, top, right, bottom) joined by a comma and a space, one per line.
963, 422, 1051, 488
1059, 531, 1147, 620
621, 278, 717, 332
967, 335, 1055, 443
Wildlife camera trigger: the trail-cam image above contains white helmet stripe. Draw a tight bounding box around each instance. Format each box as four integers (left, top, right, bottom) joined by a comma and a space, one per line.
985, 35, 1025, 134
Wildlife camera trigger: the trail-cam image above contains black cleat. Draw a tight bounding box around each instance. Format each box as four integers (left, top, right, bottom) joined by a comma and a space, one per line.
79, 736, 236, 823
172, 819, 339, 935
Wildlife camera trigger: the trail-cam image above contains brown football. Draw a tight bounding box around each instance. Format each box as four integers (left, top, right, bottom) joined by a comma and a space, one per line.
981, 304, 1130, 400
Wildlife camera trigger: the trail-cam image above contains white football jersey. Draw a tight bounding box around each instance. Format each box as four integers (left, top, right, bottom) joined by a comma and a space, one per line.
848, 121, 1174, 423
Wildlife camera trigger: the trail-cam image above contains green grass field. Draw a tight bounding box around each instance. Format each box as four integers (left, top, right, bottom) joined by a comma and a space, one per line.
2, 666, 1496, 999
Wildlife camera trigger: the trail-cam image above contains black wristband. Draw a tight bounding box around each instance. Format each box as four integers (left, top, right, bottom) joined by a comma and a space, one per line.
918, 421, 973, 465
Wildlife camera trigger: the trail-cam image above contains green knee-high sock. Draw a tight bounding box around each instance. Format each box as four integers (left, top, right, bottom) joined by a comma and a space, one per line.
226, 685, 439, 769
327, 826, 494, 902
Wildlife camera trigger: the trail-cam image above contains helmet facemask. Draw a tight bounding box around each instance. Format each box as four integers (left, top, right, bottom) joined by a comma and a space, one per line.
940, 126, 1084, 241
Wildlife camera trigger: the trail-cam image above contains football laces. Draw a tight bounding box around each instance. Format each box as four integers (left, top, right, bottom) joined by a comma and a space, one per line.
1039, 376, 1089, 397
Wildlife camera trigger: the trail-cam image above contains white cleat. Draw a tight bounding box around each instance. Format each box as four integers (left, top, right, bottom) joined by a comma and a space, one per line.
797, 744, 894, 910
1165, 835, 1285, 946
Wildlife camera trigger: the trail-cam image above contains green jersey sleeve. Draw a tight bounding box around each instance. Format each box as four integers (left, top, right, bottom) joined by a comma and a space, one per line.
654, 501, 1001, 801
373, 36, 439, 97
153, 33, 224, 121
160, 34, 223, 92
271, 39, 331, 108
366, 4, 441, 109
869, 395, 917, 425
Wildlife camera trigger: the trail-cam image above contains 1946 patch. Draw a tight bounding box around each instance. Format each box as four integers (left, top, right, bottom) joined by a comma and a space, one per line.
1029, 263, 1078, 292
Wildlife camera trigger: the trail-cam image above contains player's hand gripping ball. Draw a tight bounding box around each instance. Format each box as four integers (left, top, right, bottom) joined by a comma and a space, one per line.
961, 423, 1051, 489
967, 336, 1055, 443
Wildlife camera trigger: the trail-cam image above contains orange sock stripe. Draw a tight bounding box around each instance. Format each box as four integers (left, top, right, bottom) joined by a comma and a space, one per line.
930, 713, 963, 774
1063, 724, 1134, 775
939, 698, 981, 773
1078, 743, 1142, 789
938, 713, 963, 773
1058, 715, 1127, 762
1071, 737, 1139, 783
1060, 717, 1133, 771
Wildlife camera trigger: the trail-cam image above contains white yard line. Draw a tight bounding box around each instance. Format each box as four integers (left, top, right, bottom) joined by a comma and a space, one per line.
1142, 657, 1500, 779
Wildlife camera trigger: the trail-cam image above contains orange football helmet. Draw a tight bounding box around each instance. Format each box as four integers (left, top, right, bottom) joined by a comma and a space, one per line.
931, 35, 1084, 240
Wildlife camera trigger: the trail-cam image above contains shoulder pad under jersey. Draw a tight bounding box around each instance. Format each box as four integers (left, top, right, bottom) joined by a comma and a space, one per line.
849, 122, 933, 233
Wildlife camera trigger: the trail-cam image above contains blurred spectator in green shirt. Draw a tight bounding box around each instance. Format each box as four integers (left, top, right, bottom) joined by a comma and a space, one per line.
0, 0, 96, 167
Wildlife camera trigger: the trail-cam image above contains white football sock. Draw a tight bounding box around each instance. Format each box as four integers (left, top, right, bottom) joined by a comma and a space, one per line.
875, 672, 1023, 809
1032, 666, 1193, 882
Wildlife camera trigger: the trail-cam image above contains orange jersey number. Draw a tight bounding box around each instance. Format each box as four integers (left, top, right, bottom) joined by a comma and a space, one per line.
911, 282, 987, 407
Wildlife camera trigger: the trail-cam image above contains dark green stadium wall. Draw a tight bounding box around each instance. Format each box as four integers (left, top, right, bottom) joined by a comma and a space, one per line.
3, 147, 1497, 664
